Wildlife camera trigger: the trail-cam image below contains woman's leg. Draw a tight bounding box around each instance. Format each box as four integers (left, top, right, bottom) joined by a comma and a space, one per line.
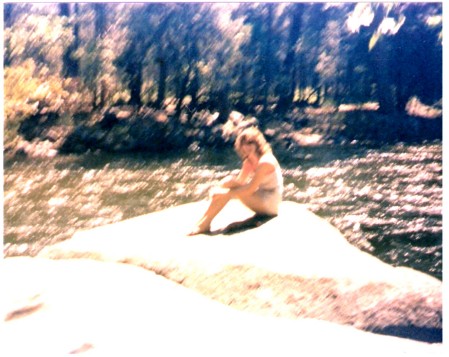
188, 177, 238, 235
189, 177, 280, 235
188, 193, 231, 235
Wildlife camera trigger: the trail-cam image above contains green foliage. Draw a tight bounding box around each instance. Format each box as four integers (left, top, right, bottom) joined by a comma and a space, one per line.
4, 60, 42, 126
3, 1, 443, 141
4, 6, 90, 145
75, 4, 129, 108
4, 8, 64, 122
4, 59, 69, 144
4, 11, 73, 73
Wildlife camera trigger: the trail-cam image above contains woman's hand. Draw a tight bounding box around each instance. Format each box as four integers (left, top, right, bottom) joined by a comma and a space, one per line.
235, 158, 253, 184
242, 157, 256, 171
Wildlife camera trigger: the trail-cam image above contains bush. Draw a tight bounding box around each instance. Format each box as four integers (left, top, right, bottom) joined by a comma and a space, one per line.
3, 9, 92, 147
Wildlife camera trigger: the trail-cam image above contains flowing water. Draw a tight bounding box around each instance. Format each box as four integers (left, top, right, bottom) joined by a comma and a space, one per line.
3, 142, 442, 280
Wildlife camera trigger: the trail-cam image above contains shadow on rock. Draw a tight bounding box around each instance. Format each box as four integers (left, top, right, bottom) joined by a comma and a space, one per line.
373, 325, 442, 344
211, 214, 275, 236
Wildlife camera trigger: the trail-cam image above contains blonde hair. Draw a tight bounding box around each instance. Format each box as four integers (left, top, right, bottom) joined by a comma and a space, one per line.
234, 126, 272, 158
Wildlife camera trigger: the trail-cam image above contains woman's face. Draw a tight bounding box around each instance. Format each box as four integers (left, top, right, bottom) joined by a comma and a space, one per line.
239, 140, 256, 159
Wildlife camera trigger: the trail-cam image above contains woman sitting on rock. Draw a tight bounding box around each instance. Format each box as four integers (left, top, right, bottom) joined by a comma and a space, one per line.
189, 126, 283, 235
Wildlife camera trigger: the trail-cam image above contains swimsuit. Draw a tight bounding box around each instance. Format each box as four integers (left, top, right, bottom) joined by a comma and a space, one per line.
254, 163, 283, 215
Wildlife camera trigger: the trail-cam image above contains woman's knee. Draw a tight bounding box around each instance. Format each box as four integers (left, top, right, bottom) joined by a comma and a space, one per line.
220, 175, 239, 188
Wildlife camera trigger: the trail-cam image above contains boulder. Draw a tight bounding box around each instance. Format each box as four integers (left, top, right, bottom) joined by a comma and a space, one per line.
3, 257, 443, 356
39, 200, 442, 343
342, 111, 442, 143
18, 111, 59, 141
288, 130, 324, 147
10, 138, 58, 159
60, 107, 192, 153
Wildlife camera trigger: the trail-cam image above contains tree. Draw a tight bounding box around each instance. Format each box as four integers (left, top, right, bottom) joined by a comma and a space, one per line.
115, 3, 180, 107
60, 3, 80, 78
390, 3, 442, 109
170, 4, 223, 116
346, 2, 442, 113
94, 3, 107, 38
114, 4, 151, 106
276, 3, 305, 111
316, 20, 343, 104
4, 0, 443, 133
93, 3, 107, 108
296, 3, 329, 106
232, 3, 283, 119
4, 3, 15, 28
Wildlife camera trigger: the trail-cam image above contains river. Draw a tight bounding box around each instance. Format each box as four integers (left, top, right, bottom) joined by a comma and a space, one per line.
3, 142, 442, 280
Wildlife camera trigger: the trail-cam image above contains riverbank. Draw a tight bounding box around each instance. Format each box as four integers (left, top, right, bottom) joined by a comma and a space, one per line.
4, 100, 442, 161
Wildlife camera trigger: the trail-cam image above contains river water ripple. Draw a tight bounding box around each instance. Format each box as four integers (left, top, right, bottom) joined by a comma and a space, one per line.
3, 142, 442, 280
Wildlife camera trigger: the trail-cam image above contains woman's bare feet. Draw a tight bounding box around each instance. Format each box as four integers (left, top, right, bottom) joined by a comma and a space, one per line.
187, 224, 211, 236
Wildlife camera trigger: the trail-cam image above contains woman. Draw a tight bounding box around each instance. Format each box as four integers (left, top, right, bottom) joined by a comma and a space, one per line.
188, 126, 283, 235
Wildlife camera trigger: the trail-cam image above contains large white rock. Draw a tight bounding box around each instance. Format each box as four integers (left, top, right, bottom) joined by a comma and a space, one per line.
2, 257, 444, 356
38, 200, 442, 342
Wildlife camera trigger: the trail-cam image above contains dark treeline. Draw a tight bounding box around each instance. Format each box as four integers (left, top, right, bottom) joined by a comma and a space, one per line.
4, 2, 442, 148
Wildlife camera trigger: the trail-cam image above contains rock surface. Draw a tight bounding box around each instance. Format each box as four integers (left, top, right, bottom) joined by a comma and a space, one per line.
38, 200, 442, 343
2, 257, 444, 356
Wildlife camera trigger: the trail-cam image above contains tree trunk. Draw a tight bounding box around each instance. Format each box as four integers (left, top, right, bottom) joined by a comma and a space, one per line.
129, 60, 143, 106
59, 3, 70, 17
238, 63, 249, 109
371, 42, 396, 113
92, 3, 107, 109
217, 83, 231, 124
278, 3, 303, 111
94, 3, 107, 38
261, 4, 274, 117
375, 72, 395, 113
189, 66, 200, 109
156, 58, 167, 109
176, 66, 192, 117
60, 3, 80, 78
4, 4, 14, 27
99, 79, 107, 109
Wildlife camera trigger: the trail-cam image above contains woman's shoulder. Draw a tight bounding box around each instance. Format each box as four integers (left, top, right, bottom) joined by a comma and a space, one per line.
258, 153, 279, 168
260, 152, 278, 163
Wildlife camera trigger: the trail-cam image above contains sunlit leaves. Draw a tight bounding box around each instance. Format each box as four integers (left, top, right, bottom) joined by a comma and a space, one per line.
348, 3, 407, 51
347, 3, 374, 33
368, 32, 381, 52
3, 1, 442, 138
380, 15, 406, 35
5, 13, 73, 73
4, 60, 41, 124
369, 14, 406, 51
3, 59, 77, 148
426, 15, 442, 27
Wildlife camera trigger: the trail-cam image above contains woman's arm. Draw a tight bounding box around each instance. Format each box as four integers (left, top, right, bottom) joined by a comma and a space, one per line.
235, 158, 253, 184
211, 159, 253, 197
228, 162, 274, 198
